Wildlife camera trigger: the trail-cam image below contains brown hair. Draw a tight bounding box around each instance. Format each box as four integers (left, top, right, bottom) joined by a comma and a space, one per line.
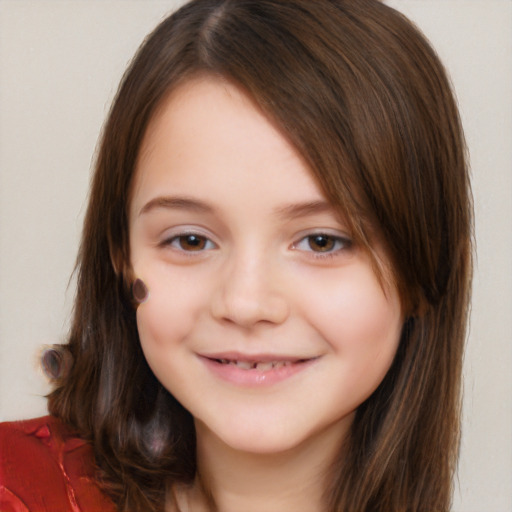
47, 0, 472, 510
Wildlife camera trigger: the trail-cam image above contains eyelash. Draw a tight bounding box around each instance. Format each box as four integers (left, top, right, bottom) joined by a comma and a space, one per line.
159, 231, 352, 260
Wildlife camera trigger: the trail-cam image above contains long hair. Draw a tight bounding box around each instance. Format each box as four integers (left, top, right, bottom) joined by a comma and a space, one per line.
47, 1, 472, 510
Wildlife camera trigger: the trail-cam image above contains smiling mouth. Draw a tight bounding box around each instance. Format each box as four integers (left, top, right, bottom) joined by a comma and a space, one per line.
201, 354, 318, 385
211, 358, 311, 371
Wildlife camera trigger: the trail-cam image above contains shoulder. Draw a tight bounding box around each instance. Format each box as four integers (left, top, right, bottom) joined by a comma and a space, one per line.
0, 416, 117, 511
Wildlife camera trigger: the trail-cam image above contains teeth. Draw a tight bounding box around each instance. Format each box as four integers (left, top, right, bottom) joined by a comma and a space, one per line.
234, 361, 254, 370
216, 359, 294, 370
254, 361, 273, 371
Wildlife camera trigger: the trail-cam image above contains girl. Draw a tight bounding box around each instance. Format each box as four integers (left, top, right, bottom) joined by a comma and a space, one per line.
0, 1, 472, 511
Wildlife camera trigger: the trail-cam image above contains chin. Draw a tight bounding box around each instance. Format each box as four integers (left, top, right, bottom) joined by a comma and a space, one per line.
221, 431, 306, 456
197, 408, 348, 458
195, 412, 305, 454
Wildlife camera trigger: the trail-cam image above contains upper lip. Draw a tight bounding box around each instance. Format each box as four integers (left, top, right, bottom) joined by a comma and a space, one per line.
199, 351, 316, 363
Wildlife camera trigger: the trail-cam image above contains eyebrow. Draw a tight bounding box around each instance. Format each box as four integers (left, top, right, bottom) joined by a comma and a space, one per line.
138, 195, 335, 220
138, 196, 216, 216
275, 200, 335, 219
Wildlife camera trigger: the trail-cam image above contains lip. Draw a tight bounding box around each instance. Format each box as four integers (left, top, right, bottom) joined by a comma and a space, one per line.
198, 352, 319, 386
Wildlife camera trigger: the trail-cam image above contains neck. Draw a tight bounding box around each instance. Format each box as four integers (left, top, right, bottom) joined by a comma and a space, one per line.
184, 420, 349, 512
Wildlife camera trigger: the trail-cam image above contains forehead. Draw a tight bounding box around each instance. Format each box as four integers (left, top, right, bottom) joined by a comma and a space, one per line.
131, 75, 329, 215
138, 75, 306, 172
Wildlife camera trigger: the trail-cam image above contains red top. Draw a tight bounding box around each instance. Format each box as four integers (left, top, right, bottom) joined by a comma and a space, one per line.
0, 416, 117, 512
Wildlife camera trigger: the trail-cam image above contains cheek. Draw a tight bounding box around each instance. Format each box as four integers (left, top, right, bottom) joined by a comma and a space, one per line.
135, 281, 204, 398
134, 274, 206, 352
305, 266, 403, 363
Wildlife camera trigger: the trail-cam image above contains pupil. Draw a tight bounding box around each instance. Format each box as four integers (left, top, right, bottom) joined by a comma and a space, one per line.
181, 235, 205, 250
310, 235, 334, 252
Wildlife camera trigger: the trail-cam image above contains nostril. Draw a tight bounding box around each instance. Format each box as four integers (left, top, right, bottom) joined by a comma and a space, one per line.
211, 292, 290, 328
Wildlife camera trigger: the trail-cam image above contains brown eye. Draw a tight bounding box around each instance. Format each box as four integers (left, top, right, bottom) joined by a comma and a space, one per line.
292, 232, 351, 257
308, 234, 336, 252
178, 234, 208, 251
162, 232, 216, 253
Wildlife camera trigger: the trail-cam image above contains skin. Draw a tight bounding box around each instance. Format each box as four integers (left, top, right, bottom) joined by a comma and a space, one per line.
129, 75, 403, 512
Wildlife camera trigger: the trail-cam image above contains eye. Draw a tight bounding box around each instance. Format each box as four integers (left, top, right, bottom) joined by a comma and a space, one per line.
293, 233, 351, 254
163, 233, 216, 252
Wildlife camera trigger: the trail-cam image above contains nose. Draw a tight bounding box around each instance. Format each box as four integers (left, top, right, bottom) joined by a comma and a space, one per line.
210, 252, 290, 328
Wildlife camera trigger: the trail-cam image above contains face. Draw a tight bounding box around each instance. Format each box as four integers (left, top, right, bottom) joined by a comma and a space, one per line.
129, 76, 403, 455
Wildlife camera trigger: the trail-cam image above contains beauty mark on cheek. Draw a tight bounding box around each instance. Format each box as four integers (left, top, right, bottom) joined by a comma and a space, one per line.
132, 278, 150, 304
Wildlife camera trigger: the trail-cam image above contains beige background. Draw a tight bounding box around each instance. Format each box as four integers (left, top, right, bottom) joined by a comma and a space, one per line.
0, 1, 511, 510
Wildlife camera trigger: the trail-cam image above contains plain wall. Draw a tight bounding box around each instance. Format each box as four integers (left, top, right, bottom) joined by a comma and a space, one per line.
0, 1, 511, 511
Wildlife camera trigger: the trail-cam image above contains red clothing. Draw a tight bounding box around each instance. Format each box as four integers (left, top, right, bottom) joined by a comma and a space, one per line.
0, 416, 117, 512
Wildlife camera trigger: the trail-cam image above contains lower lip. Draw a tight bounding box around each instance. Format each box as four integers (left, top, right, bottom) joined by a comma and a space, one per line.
199, 357, 317, 386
